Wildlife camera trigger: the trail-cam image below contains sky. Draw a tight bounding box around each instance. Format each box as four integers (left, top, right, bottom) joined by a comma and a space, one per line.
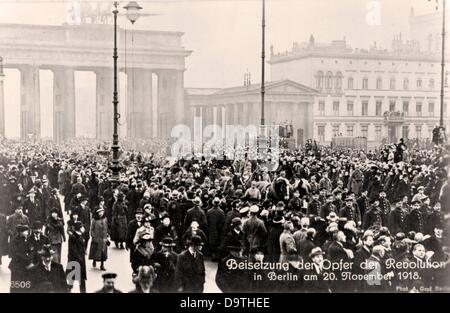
0, 0, 445, 138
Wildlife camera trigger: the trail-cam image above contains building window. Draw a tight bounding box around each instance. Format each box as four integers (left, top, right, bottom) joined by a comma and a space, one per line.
318, 126, 325, 142
360, 125, 368, 137
429, 102, 435, 116
415, 125, 422, 138
348, 77, 354, 89
429, 78, 435, 90
362, 78, 369, 90
335, 72, 343, 91
402, 126, 409, 139
390, 78, 396, 90
333, 101, 340, 116
318, 101, 325, 116
346, 125, 354, 137
362, 101, 369, 116
403, 100, 409, 116
376, 78, 382, 90
389, 100, 396, 112
376, 101, 382, 116
403, 78, 409, 90
417, 78, 422, 89
325, 71, 333, 90
375, 125, 382, 140
316, 71, 324, 90
347, 101, 354, 116
416, 102, 422, 116
332, 125, 340, 137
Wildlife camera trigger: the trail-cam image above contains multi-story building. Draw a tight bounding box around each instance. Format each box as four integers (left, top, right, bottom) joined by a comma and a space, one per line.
269, 32, 449, 148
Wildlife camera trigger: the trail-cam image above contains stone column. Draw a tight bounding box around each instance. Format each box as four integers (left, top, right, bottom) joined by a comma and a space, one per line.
52, 67, 76, 142
0, 58, 5, 138
95, 68, 113, 141
20, 66, 40, 139
127, 68, 153, 139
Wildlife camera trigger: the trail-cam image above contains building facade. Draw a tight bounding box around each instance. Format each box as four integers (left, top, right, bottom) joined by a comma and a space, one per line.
269, 34, 449, 148
184, 80, 317, 147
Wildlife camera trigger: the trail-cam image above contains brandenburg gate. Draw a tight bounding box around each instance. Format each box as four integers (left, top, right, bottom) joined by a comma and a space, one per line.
0, 23, 191, 141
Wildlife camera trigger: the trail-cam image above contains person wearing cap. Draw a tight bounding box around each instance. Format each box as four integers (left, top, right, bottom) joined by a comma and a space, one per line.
152, 237, 178, 292
243, 205, 267, 253
319, 193, 336, 219
175, 234, 206, 293
67, 221, 87, 293
412, 185, 427, 203
95, 273, 122, 293
130, 265, 158, 293
131, 233, 155, 275
362, 199, 383, 230
340, 195, 361, 226
425, 202, 443, 235
45, 208, 65, 264
88, 206, 109, 271
219, 217, 246, 258
206, 197, 225, 261
308, 191, 321, 216
29, 246, 68, 293
29, 221, 50, 265
111, 192, 128, 249
279, 221, 297, 264
223, 199, 241, 236
215, 239, 249, 293
126, 207, 144, 262
404, 200, 425, 233
183, 197, 206, 233
8, 224, 32, 293
6, 205, 30, 239
356, 190, 370, 219
388, 199, 407, 235
24, 188, 44, 225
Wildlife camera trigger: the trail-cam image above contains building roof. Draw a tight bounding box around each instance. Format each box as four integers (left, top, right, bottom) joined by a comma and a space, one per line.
185, 88, 222, 96
210, 79, 318, 96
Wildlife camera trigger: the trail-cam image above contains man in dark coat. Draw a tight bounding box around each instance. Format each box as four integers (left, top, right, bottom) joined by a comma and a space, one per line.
308, 191, 321, 216
73, 197, 91, 249
183, 197, 207, 232
378, 191, 391, 226
388, 200, 407, 235
9, 224, 32, 293
340, 196, 361, 225
6, 206, 29, 240
126, 183, 142, 221
223, 200, 241, 235
153, 213, 178, 252
206, 198, 225, 261
243, 206, 267, 252
29, 246, 68, 293
220, 217, 246, 258
126, 208, 144, 262
175, 235, 205, 293
363, 199, 383, 230
47, 188, 63, 220
319, 194, 336, 219
265, 215, 284, 262
298, 228, 317, 261
67, 221, 87, 293
215, 242, 249, 293
24, 189, 43, 224
152, 237, 178, 292
404, 200, 425, 233
326, 230, 352, 292
426, 202, 444, 235
353, 231, 373, 291
356, 190, 370, 219
29, 221, 50, 265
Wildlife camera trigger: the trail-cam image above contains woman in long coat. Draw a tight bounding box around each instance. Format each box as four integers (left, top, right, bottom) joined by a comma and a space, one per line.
111, 193, 128, 249
89, 207, 109, 271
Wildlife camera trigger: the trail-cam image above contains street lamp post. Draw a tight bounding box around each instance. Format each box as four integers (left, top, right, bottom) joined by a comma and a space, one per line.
260, 0, 266, 127
439, 0, 446, 128
110, 1, 142, 181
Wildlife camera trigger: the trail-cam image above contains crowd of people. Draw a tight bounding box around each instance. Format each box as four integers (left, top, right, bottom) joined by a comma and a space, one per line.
0, 137, 449, 293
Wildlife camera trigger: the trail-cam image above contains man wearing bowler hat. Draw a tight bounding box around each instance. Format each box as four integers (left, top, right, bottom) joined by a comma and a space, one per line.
175, 234, 205, 293
30, 246, 68, 293
29, 221, 50, 265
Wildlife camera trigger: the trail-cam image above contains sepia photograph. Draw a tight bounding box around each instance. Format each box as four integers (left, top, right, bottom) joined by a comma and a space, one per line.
0, 0, 449, 299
